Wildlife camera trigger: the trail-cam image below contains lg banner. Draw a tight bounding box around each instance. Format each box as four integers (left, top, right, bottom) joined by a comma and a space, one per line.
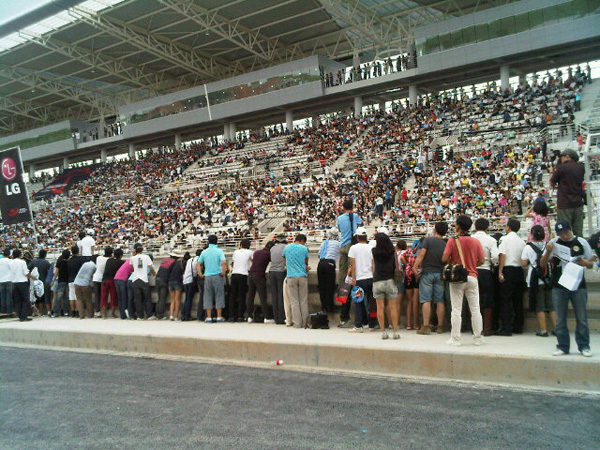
0, 147, 33, 225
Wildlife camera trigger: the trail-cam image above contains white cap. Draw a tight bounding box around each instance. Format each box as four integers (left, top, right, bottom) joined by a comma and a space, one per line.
86, 228, 95, 235
354, 226, 368, 236
376, 226, 389, 235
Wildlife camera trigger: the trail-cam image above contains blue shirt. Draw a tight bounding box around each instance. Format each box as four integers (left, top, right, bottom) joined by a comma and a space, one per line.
319, 239, 340, 262
337, 212, 362, 247
199, 244, 226, 276
282, 243, 309, 278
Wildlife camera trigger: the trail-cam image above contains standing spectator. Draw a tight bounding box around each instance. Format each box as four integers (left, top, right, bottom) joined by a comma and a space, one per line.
473, 218, 499, 336
181, 250, 201, 321
112, 250, 130, 319
0, 249, 12, 314
413, 222, 448, 335
401, 240, 420, 330
526, 202, 552, 243
247, 242, 274, 323
497, 218, 526, 335
77, 229, 95, 258
230, 238, 253, 322
372, 232, 399, 339
550, 148, 585, 237
394, 240, 406, 326
92, 247, 112, 317
521, 225, 556, 337
10, 249, 33, 322
130, 243, 156, 320
73, 256, 96, 319
67, 246, 86, 317
442, 215, 485, 346
541, 220, 594, 357
282, 234, 310, 328
269, 234, 287, 325
100, 248, 120, 319
52, 250, 70, 317
167, 251, 184, 321
317, 228, 340, 313
155, 253, 176, 320
197, 235, 227, 323
337, 199, 362, 328
347, 227, 373, 333
28, 250, 51, 316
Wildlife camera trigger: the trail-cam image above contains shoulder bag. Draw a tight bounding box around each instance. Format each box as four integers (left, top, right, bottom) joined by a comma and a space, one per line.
442, 237, 469, 283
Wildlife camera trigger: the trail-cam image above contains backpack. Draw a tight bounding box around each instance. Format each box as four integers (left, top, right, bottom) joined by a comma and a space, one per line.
526, 242, 551, 288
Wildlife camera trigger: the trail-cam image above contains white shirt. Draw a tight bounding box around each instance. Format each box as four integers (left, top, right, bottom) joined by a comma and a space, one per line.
473, 231, 499, 270
498, 232, 526, 267
183, 258, 195, 285
11, 259, 29, 283
78, 235, 95, 256
130, 254, 153, 283
92, 255, 108, 283
521, 242, 546, 287
348, 243, 374, 281
0, 258, 12, 283
231, 249, 253, 275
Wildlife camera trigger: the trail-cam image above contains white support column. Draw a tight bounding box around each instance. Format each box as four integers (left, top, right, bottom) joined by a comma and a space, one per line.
28, 164, 36, 180
500, 65, 510, 92
352, 51, 360, 68
354, 96, 363, 118
285, 110, 294, 132
63, 157, 69, 170
98, 116, 105, 139
100, 149, 107, 163
175, 133, 182, 151
223, 123, 230, 141
409, 85, 418, 106
518, 74, 527, 87
128, 143, 135, 159
229, 123, 236, 141
379, 102, 386, 112
312, 115, 320, 128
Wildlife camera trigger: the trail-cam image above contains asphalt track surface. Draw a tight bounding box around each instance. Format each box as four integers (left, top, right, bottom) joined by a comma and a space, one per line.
1, 346, 598, 449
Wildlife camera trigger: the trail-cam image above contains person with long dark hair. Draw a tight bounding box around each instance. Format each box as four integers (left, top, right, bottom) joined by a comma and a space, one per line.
372, 233, 399, 339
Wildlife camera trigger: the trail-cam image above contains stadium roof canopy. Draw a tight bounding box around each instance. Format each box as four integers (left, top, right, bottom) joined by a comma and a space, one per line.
0, 0, 517, 136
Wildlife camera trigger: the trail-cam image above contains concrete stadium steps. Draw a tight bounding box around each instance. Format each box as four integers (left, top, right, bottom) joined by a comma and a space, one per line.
0, 319, 598, 393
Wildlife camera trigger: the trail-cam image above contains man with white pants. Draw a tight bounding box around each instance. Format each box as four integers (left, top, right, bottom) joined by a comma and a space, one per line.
442, 215, 485, 346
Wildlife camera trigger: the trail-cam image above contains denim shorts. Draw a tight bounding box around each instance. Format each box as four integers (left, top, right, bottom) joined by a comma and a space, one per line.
168, 281, 183, 292
419, 272, 444, 303
373, 279, 398, 301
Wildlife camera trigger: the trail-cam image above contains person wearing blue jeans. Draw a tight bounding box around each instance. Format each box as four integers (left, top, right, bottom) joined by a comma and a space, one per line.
414, 222, 448, 334
540, 220, 594, 357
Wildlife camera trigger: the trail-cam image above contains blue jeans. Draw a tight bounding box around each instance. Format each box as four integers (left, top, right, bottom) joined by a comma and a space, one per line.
419, 272, 444, 303
552, 288, 590, 353
53, 282, 69, 315
114, 279, 128, 319
182, 282, 197, 320
0, 281, 13, 313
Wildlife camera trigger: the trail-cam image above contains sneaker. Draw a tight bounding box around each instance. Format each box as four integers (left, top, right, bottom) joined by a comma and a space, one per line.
63, 312, 70, 317
215, 317, 225, 323
247, 317, 254, 323
337, 320, 352, 328
381, 332, 389, 340
417, 325, 430, 335
264, 319, 275, 324
349, 326, 363, 333
285, 322, 293, 327
437, 326, 444, 334
446, 338, 461, 346
148, 315, 158, 321
392, 332, 400, 340
170, 316, 174, 321
473, 336, 485, 346
536, 331, 549, 337
205, 318, 213, 323
553, 349, 568, 356
581, 349, 592, 357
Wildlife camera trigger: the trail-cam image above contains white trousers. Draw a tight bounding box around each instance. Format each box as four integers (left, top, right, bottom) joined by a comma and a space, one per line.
449, 276, 483, 341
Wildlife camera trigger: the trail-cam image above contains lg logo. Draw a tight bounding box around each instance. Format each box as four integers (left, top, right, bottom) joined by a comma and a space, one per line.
1, 157, 21, 196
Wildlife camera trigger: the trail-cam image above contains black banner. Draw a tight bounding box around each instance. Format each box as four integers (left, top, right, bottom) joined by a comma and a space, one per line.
33, 165, 97, 199
0, 147, 33, 225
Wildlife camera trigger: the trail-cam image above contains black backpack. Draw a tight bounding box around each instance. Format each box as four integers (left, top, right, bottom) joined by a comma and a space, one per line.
527, 242, 551, 288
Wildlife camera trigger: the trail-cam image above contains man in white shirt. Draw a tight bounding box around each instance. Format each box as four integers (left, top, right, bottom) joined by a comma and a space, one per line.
77, 230, 96, 258
11, 249, 34, 321
230, 238, 253, 322
498, 218, 526, 335
0, 249, 13, 314
473, 218, 499, 335
130, 243, 156, 320
347, 227, 374, 333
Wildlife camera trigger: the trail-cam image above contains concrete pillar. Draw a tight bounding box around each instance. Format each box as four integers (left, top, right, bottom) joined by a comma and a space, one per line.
354, 96, 363, 118
518, 74, 527, 86
379, 102, 386, 112
28, 164, 36, 180
500, 65, 510, 92
128, 143, 135, 159
229, 122, 236, 141
98, 116, 105, 139
285, 110, 294, 132
100, 149, 107, 163
63, 157, 69, 170
175, 133, 181, 151
352, 52, 360, 67
312, 115, 320, 128
223, 123, 230, 141
409, 85, 418, 106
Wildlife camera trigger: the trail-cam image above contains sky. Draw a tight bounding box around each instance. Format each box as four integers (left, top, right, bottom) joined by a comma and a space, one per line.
0, 0, 53, 26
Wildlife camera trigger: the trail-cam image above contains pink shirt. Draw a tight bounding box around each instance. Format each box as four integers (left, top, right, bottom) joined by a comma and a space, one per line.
528, 213, 550, 242
114, 260, 133, 281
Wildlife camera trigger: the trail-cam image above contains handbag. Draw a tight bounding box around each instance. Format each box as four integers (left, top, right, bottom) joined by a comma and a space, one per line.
442, 237, 469, 283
